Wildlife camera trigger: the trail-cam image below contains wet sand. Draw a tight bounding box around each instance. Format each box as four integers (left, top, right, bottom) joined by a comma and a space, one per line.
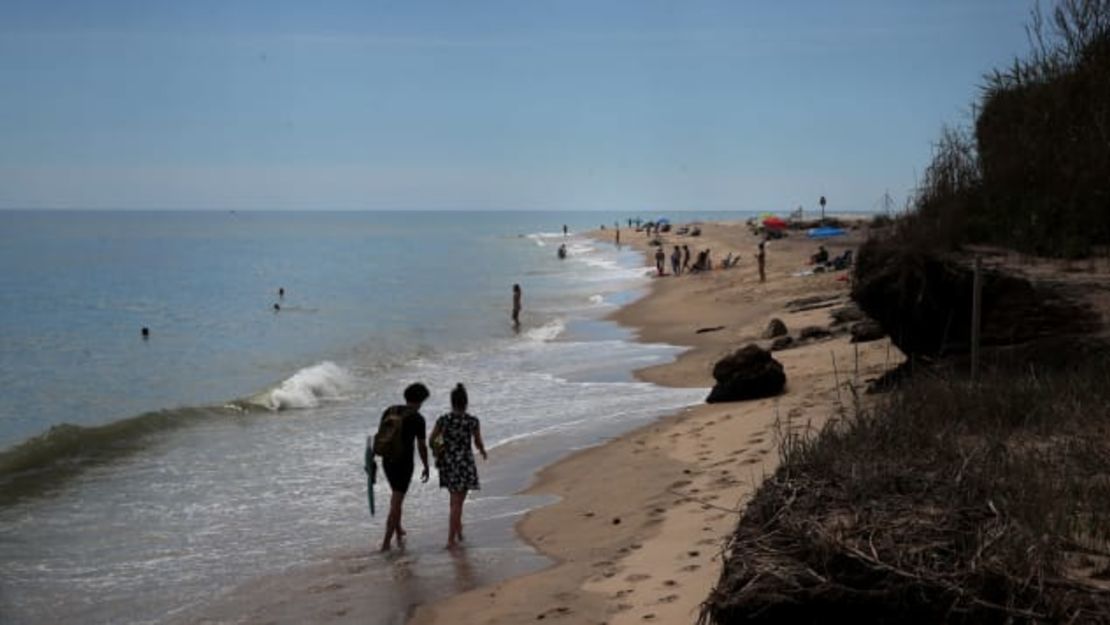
411, 218, 904, 624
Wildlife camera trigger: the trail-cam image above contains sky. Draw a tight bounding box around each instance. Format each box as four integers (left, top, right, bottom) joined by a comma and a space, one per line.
0, 1, 1034, 212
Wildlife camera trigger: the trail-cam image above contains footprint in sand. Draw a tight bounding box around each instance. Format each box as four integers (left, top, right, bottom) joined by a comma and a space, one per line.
744, 457, 760, 465
615, 589, 634, 599
670, 480, 692, 489
626, 573, 652, 582
748, 437, 764, 444
680, 564, 701, 572
613, 603, 633, 613
642, 613, 657, 621
697, 538, 717, 546
658, 594, 680, 604
663, 579, 679, 587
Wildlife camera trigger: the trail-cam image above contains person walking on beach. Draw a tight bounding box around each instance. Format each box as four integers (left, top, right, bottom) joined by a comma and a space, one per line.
430, 383, 487, 549
563, 224, 568, 237
511, 284, 522, 328
671, 245, 682, 276
373, 383, 431, 551
615, 228, 620, 246
756, 240, 767, 283
682, 245, 691, 273
654, 245, 666, 276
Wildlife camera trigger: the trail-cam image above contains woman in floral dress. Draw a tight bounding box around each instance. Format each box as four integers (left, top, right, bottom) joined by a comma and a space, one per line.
430, 383, 487, 548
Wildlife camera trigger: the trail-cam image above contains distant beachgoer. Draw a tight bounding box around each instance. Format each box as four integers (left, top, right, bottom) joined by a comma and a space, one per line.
692, 249, 708, 272
512, 284, 522, 327
812, 245, 829, 264
374, 382, 431, 551
682, 245, 691, 272
430, 383, 487, 549
278, 287, 285, 298
557, 243, 567, 259
615, 228, 621, 246
563, 224, 568, 237
757, 241, 767, 283
141, 327, 149, 339
273, 303, 281, 312
671, 245, 682, 276
655, 246, 666, 276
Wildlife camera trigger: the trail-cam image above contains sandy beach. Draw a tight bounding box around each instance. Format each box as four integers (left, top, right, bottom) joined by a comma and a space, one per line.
411, 219, 904, 625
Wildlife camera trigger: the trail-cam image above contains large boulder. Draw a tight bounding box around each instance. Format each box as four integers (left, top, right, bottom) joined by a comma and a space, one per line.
706, 344, 786, 403
762, 318, 788, 339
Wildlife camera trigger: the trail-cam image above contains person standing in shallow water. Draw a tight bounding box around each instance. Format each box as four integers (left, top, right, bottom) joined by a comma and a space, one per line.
430, 383, 487, 549
511, 284, 522, 328
374, 382, 430, 551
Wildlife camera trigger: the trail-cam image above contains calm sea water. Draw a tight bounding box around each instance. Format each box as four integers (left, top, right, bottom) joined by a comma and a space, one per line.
0, 210, 748, 625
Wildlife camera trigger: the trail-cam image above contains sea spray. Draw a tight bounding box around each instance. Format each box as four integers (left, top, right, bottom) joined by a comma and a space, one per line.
254, 361, 354, 410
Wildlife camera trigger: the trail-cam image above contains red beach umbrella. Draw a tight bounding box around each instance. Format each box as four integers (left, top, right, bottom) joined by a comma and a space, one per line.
762, 216, 788, 230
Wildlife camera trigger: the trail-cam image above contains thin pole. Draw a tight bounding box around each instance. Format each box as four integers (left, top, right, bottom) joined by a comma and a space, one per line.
970, 256, 983, 382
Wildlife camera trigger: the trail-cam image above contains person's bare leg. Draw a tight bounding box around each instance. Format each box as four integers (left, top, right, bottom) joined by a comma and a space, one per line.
381, 491, 405, 551
447, 492, 464, 548
456, 489, 468, 542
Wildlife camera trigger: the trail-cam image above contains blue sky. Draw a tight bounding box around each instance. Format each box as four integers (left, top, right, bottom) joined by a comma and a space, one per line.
0, 1, 1033, 211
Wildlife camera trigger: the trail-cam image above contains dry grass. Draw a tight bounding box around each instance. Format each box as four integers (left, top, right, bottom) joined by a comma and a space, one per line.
700, 361, 1110, 624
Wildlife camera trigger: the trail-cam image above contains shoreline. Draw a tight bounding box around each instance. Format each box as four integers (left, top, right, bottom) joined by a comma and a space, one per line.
411, 218, 904, 624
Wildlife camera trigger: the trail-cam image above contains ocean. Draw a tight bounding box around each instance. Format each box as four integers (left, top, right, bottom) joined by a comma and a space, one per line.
0, 210, 745, 625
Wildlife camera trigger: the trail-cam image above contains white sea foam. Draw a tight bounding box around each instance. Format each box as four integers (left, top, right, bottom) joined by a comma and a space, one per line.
588, 294, 605, 305
522, 319, 566, 343
256, 361, 354, 410
526, 232, 565, 247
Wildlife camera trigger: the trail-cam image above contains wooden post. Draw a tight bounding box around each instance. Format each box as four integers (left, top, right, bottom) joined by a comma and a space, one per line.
970, 256, 982, 382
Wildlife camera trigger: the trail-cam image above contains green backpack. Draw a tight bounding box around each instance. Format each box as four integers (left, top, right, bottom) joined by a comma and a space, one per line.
373, 406, 409, 462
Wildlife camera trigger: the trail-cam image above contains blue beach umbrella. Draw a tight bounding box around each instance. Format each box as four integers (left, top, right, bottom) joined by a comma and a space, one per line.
656, 217, 670, 225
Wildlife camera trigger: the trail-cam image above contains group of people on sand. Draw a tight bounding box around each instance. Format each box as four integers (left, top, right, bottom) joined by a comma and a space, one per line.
371, 382, 487, 551
652, 243, 747, 277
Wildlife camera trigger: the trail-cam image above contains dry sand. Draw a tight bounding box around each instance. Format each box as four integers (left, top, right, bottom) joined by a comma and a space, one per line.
411, 219, 904, 625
